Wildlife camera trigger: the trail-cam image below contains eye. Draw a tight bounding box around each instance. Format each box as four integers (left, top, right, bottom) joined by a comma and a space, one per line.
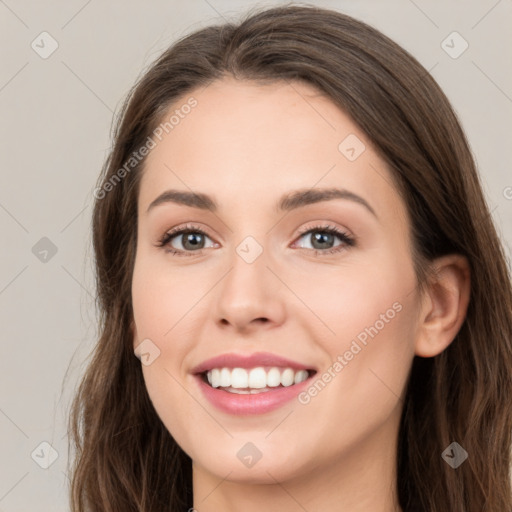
293, 224, 355, 256
156, 223, 217, 257
156, 222, 355, 257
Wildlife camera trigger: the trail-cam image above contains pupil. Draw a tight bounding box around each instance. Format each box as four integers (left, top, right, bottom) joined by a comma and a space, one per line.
312, 232, 333, 249
183, 232, 203, 250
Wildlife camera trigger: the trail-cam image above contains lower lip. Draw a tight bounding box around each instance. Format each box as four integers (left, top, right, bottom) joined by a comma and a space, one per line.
194, 373, 314, 415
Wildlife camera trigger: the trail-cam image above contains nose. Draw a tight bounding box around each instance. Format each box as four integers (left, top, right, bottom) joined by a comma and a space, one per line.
213, 245, 286, 333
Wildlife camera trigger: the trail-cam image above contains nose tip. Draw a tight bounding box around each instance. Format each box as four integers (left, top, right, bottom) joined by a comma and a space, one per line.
214, 257, 285, 332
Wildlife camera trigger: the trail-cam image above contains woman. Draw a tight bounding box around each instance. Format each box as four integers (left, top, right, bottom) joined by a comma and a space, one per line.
68, 4, 512, 511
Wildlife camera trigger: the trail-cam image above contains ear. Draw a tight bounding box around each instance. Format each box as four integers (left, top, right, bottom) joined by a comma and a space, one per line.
414, 254, 471, 357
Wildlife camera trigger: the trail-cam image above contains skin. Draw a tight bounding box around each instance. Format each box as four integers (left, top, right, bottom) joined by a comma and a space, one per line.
131, 77, 470, 512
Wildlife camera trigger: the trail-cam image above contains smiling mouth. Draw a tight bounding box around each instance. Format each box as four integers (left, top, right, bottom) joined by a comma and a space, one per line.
199, 367, 317, 394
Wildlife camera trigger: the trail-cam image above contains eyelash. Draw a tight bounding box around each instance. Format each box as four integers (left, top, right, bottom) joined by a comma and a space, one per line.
156, 222, 355, 257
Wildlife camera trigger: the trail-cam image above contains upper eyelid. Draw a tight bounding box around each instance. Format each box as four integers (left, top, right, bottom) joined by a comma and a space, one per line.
164, 223, 348, 237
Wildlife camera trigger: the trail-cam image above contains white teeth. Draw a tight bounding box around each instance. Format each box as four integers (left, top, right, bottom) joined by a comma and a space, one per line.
225, 387, 272, 394
248, 367, 267, 388
231, 368, 248, 388
205, 367, 310, 390
281, 368, 295, 387
220, 368, 231, 387
267, 367, 281, 387
211, 369, 220, 388
294, 370, 308, 384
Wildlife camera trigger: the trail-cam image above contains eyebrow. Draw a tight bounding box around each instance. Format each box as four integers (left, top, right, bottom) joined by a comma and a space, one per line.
146, 187, 377, 217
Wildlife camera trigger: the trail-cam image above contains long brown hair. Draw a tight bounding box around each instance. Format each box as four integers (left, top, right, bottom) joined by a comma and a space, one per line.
67, 4, 512, 511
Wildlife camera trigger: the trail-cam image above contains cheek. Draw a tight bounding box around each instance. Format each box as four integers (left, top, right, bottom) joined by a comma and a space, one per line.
131, 252, 206, 346
131, 257, 190, 400
293, 249, 418, 409
131, 258, 203, 452
291, 249, 416, 347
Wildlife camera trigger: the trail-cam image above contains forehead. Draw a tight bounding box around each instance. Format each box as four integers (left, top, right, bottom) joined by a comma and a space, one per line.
145, 77, 357, 167
137, 77, 403, 223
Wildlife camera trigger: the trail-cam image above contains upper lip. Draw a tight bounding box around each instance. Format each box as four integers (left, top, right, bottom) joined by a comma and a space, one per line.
191, 351, 316, 374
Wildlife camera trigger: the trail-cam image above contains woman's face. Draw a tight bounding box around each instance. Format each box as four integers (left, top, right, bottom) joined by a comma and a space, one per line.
132, 77, 423, 484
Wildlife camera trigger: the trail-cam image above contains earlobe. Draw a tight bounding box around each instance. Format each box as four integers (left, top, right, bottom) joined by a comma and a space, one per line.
414, 254, 471, 358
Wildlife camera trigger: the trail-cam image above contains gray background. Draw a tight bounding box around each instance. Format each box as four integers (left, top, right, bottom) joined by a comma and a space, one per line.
1, 1, 511, 510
